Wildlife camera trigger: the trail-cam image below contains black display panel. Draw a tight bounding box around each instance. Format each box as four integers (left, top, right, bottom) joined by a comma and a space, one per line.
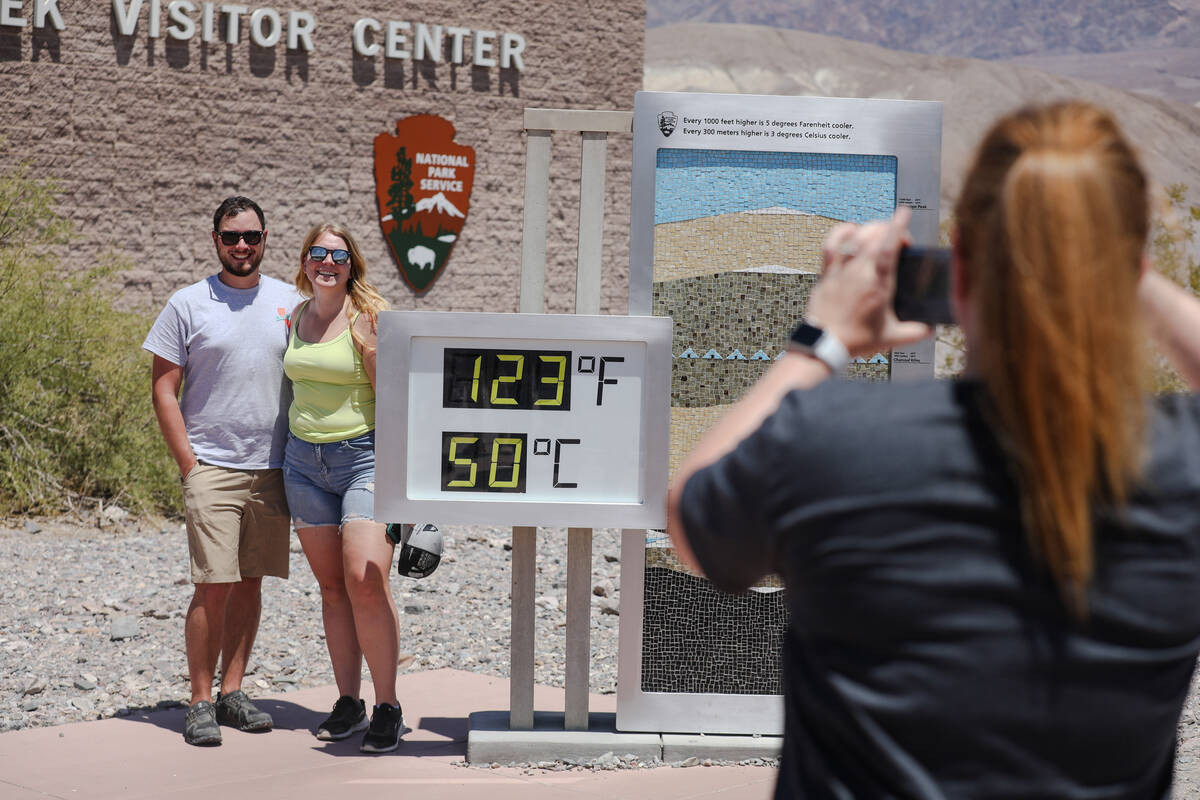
440, 431, 528, 493
442, 348, 572, 410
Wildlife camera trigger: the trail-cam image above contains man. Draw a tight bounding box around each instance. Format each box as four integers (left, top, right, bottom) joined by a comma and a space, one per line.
143, 197, 300, 746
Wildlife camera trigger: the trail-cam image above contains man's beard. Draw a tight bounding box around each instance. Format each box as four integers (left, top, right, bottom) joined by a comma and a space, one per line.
219, 249, 263, 277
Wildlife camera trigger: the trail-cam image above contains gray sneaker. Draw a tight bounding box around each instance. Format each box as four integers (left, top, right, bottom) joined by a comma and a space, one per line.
184, 701, 222, 746
215, 690, 273, 732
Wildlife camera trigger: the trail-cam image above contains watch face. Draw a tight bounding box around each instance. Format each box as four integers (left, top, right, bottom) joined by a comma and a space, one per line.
790, 323, 823, 348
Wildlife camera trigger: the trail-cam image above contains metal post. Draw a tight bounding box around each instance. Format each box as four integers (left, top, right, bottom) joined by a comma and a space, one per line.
564, 527, 593, 729
509, 526, 537, 730
575, 131, 607, 316
515, 108, 632, 733
520, 129, 552, 315
510, 126, 552, 731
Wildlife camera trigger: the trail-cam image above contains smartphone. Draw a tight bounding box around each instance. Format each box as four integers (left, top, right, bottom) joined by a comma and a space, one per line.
894, 246, 953, 325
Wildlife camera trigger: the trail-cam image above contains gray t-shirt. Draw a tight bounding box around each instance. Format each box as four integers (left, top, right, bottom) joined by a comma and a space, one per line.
142, 274, 301, 470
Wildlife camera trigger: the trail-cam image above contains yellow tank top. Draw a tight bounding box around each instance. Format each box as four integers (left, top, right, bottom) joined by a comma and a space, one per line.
283, 301, 375, 443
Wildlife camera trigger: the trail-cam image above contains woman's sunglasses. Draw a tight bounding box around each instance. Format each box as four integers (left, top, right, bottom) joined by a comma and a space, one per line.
216, 230, 264, 246
308, 245, 351, 264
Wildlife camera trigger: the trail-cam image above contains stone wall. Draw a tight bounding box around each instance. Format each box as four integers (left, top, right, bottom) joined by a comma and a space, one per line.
0, 1, 645, 313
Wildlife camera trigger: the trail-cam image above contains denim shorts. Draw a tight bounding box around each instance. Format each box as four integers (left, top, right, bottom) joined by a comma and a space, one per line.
283, 431, 376, 529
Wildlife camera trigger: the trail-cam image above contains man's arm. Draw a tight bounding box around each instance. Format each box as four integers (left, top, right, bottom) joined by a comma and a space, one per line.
151, 355, 197, 479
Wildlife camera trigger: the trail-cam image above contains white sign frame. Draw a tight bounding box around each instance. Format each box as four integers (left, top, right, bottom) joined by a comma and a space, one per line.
376, 311, 672, 529
619, 91, 943, 736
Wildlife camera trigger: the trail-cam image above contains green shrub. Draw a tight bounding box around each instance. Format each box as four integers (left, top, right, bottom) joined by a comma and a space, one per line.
1149, 184, 1200, 394
936, 184, 1200, 387
0, 157, 178, 516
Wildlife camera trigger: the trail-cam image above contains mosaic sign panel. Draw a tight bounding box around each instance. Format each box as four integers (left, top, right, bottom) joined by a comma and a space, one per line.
619, 91, 943, 735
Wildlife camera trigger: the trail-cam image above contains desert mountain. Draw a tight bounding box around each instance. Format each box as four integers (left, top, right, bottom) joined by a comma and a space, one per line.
644, 23, 1200, 218
646, 0, 1200, 59
645, 1, 1200, 107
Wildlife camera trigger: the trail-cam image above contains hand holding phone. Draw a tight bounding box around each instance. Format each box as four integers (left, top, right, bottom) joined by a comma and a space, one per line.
894, 246, 953, 325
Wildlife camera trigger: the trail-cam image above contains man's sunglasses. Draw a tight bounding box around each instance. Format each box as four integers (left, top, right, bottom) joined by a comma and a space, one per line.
308, 245, 351, 264
216, 230, 264, 246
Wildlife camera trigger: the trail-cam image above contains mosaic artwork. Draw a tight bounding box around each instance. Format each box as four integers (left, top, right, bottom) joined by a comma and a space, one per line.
641, 566, 787, 694
644, 148, 898, 694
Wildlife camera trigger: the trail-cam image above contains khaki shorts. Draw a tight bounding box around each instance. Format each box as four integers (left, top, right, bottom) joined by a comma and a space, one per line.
182, 463, 291, 583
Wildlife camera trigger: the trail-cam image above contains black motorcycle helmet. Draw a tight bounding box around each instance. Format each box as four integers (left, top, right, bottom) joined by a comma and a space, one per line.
387, 523, 443, 579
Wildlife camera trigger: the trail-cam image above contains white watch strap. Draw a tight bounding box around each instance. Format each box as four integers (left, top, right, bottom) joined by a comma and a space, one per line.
811, 330, 851, 372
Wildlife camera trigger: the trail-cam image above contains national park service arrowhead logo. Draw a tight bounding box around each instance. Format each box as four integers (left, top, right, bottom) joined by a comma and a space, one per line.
658, 111, 677, 137
374, 115, 475, 293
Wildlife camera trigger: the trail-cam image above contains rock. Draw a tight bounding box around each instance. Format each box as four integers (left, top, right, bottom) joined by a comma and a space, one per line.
100, 505, 128, 525
109, 616, 139, 640
676, 756, 699, 768
71, 697, 95, 712
23, 677, 47, 695
603, 553, 619, 563
598, 598, 620, 615
74, 675, 98, 691
403, 603, 425, 615
23, 520, 41, 534
535, 595, 559, 611
592, 579, 614, 597
21, 699, 40, 712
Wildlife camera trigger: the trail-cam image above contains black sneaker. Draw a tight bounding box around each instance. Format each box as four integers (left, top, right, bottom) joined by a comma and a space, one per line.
360, 702, 405, 753
316, 695, 368, 741
184, 700, 222, 746
214, 689, 273, 732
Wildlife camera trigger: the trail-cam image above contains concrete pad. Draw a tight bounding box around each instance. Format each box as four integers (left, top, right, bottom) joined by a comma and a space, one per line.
468, 710, 662, 763
661, 732, 782, 762
0, 669, 776, 800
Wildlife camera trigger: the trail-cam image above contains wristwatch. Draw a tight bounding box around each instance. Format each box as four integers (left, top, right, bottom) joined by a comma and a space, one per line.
787, 321, 850, 373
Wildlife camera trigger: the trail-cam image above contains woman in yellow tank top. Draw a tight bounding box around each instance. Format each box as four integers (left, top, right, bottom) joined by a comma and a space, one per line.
281, 223, 406, 753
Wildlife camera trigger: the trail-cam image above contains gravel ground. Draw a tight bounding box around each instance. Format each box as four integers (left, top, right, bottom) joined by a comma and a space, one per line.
0, 513, 622, 732
4, 513, 1200, 792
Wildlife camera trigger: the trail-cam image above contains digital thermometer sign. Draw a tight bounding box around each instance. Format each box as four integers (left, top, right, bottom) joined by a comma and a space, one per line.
375, 312, 672, 528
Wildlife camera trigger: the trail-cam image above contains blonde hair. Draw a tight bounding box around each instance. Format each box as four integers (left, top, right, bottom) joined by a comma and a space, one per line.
295, 223, 390, 351
955, 102, 1150, 614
